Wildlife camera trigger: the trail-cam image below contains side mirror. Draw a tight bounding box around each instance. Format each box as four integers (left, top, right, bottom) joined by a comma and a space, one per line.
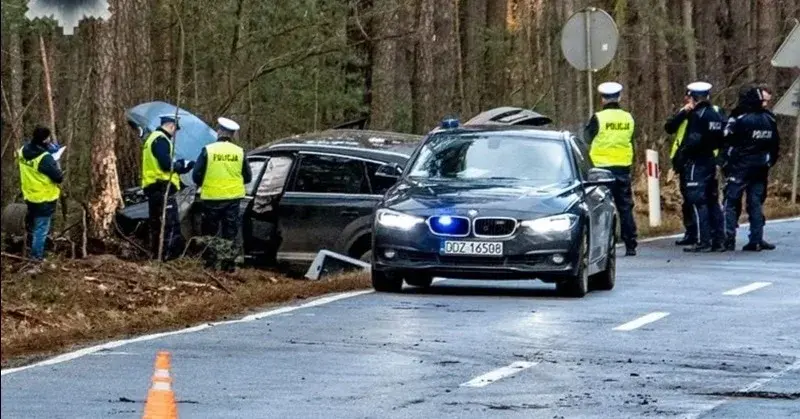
375, 162, 403, 179
584, 168, 615, 187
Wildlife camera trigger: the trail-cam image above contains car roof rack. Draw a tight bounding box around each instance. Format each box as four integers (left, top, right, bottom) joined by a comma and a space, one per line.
462, 107, 553, 127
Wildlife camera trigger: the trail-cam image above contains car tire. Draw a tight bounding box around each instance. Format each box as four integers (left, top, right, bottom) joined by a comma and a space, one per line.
590, 230, 616, 291
359, 250, 372, 263
405, 275, 434, 288
1, 203, 28, 237
556, 228, 589, 298
371, 269, 403, 293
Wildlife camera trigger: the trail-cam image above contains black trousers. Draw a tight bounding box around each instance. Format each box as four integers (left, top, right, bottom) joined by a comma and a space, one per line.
723, 169, 767, 245
679, 178, 697, 241
145, 182, 184, 261
682, 163, 724, 247
605, 167, 638, 249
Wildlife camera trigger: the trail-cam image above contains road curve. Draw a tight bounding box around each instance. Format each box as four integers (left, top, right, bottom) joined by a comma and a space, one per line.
3, 219, 799, 418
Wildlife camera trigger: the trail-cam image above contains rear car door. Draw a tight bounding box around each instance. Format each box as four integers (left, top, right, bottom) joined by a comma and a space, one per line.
241, 153, 296, 260
278, 152, 379, 258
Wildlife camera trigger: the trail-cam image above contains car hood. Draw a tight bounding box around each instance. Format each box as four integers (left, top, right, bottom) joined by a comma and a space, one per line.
125, 101, 218, 187
383, 179, 580, 218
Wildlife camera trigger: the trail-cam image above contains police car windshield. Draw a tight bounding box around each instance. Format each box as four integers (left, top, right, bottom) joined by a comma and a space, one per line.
406, 133, 573, 185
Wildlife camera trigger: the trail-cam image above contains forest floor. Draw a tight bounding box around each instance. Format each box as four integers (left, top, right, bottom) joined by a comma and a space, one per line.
2, 186, 799, 369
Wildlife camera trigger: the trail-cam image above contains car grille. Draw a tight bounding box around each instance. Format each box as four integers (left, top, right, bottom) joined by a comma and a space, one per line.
473, 218, 517, 237
388, 250, 548, 267
427, 215, 470, 236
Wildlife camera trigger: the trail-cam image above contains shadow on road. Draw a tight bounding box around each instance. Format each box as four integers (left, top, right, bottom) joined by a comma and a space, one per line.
399, 282, 606, 299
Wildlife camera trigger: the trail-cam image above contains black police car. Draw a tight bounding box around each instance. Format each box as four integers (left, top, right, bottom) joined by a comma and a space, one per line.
115, 129, 422, 265
369, 118, 619, 298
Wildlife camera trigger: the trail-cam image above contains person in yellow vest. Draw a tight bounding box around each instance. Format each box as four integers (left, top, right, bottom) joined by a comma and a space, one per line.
664, 82, 727, 252
191, 117, 252, 271
18, 126, 63, 262
141, 114, 194, 260
585, 81, 638, 256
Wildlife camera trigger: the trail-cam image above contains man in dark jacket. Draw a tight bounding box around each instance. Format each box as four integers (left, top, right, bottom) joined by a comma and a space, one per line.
665, 82, 727, 252
17, 125, 63, 261
720, 84, 780, 251
140, 114, 194, 260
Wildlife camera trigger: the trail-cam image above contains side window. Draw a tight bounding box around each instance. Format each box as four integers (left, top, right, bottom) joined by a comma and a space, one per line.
253, 155, 294, 213
245, 158, 267, 196
290, 154, 367, 194
365, 161, 399, 195
569, 138, 591, 179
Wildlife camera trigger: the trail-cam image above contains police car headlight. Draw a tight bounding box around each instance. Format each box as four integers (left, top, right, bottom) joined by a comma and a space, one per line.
376, 209, 423, 230
521, 214, 578, 234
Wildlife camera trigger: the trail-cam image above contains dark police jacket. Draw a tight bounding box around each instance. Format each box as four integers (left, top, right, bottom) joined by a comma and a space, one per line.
721, 107, 780, 175
665, 101, 726, 170
20, 142, 64, 217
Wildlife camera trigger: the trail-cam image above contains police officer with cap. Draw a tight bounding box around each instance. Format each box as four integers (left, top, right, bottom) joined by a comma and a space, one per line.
665, 81, 726, 252
192, 117, 252, 271
584, 81, 638, 256
720, 83, 780, 251
141, 113, 194, 260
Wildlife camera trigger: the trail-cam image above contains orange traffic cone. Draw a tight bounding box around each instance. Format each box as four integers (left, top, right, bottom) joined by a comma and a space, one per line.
142, 351, 178, 419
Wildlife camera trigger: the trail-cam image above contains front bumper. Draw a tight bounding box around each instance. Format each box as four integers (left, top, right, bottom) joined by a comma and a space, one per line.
373, 222, 582, 281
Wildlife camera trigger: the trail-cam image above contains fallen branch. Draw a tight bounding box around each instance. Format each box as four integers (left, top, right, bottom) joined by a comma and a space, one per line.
1, 252, 37, 262
2, 307, 58, 328
204, 271, 234, 295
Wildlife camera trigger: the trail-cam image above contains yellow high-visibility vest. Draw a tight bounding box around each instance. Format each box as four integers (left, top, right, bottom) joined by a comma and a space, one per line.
670, 106, 720, 159
589, 108, 635, 167
18, 147, 60, 203
199, 141, 245, 200
141, 131, 181, 190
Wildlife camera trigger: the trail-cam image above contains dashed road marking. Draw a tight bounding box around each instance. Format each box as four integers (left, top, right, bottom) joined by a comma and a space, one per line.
460, 361, 538, 388
613, 312, 670, 331
722, 282, 772, 296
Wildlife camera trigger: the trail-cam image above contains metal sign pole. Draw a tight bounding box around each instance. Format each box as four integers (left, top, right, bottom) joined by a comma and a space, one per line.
584, 9, 594, 119
792, 112, 800, 203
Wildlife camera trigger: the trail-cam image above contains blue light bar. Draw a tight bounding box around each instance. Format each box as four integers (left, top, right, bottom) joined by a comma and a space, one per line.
441, 118, 460, 129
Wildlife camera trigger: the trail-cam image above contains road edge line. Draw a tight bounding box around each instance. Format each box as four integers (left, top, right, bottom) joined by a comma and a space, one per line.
617, 216, 800, 247
1, 289, 374, 377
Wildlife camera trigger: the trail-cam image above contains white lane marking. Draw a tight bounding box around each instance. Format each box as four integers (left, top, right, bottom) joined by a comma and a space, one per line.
613, 312, 670, 331
722, 282, 772, 296
616, 216, 800, 247
0, 290, 374, 377
460, 361, 538, 388
90, 351, 136, 356
682, 359, 800, 419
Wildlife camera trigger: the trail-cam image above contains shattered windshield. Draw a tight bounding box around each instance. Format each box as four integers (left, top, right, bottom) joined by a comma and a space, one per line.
406, 133, 573, 185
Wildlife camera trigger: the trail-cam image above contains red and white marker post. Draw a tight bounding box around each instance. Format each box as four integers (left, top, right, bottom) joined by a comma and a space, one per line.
645, 149, 662, 227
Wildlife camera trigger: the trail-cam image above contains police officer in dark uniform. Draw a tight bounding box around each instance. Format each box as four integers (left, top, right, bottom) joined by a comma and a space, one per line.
720, 84, 780, 251
585, 81, 638, 256
192, 117, 252, 271
665, 82, 727, 252
140, 114, 194, 260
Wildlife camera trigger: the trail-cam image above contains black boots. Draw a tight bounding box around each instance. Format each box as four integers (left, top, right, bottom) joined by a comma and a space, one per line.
743, 240, 776, 252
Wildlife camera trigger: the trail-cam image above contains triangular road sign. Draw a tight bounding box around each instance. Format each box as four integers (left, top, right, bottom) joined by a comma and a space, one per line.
772, 20, 800, 68
773, 77, 800, 117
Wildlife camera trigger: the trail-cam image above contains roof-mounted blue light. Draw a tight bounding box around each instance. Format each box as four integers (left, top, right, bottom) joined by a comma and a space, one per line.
440, 117, 460, 129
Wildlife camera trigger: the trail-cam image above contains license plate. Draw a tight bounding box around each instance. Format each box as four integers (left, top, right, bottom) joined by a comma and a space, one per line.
441, 241, 503, 256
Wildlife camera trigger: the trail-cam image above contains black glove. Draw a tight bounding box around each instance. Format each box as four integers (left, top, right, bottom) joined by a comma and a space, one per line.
185, 160, 195, 172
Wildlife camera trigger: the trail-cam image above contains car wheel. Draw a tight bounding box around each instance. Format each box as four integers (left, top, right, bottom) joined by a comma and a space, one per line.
1, 203, 28, 237
371, 269, 403, 293
556, 229, 589, 298
590, 231, 616, 291
405, 275, 434, 288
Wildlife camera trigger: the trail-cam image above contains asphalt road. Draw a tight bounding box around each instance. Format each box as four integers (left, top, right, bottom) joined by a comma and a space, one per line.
3, 219, 799, 419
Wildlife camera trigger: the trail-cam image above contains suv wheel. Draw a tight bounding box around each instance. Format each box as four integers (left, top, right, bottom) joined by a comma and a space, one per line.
372, 269, 403, 293
556, 229, 589, 298
590, 230, 616, 291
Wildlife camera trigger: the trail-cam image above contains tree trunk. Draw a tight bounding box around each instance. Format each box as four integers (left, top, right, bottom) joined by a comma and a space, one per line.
654, 0, 670, 120
88, 10, 123, 240
115, 0, 138, 189
682, 0, 697, 82
462, 0, 487, 117
433, 0, 458, 119
412, 0, 436, 133
370, 0, 398, 130
483, 0, 507, 107
8, 29, 24, 148
756, 0, 778, 88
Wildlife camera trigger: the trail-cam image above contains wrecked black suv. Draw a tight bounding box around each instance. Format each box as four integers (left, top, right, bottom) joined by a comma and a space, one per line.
115, 101, 422, 265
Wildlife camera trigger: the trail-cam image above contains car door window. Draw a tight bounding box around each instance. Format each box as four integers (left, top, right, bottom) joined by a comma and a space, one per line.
365, 161, 399, 195
290, 154, 367, 194
245, 158, 267, 196
569, 138, 590, 180
254, 155, 294, 213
